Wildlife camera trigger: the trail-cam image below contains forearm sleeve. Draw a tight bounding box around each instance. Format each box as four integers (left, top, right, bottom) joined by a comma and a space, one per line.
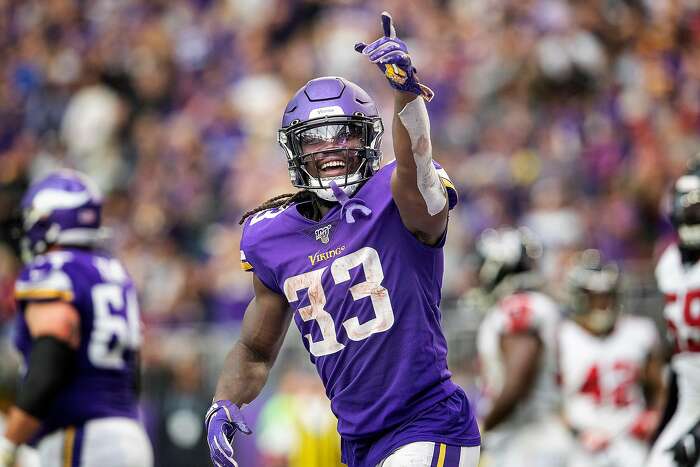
15, 336, 76, 419
397, 96, 447, 216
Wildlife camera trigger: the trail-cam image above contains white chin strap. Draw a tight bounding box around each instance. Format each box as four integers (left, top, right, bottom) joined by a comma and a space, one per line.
309, 173, 362, 202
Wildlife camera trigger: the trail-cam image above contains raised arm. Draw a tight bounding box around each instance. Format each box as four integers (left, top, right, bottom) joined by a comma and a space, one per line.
391, 91, 448, 244
355, 12, 448, 245
206, 274, 292, 467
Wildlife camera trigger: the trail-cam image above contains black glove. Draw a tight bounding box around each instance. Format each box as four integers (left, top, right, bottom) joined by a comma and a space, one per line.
670, 420, 700, 467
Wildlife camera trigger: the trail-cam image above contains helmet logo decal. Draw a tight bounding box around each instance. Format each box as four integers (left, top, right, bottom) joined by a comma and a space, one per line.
309, 106, 344, 119
314, 224, 333, 244
32, 189, 92, 212
78, 208, 97, 225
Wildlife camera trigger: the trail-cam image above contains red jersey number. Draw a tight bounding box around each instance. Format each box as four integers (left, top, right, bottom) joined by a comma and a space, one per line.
501, 294, 534, 334
579, 362, 638, 407
667, 291, 700, 353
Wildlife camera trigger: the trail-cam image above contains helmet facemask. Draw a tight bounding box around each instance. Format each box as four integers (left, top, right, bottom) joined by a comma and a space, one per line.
475, 227, 542, 296
278, 115, 383, 202
567, 251, 620, 335
672, 178, 700, 250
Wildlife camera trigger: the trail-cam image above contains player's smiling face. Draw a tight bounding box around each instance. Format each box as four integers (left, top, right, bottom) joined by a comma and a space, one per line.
300, 124, 364, 179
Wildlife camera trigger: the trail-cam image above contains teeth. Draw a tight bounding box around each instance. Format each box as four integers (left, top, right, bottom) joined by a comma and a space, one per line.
321, 160, 345, 170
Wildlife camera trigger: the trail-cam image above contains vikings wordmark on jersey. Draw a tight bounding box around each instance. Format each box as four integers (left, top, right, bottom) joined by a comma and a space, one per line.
239, 161, 479, 466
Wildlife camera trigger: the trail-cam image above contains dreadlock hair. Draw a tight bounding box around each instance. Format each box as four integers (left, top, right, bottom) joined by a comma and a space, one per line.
239, 190, 315, 225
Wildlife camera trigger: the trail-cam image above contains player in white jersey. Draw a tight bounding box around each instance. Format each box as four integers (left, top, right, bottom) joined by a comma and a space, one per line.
559, 250, 664, 467
648, 164, 700, 467
474, 227, 571, 467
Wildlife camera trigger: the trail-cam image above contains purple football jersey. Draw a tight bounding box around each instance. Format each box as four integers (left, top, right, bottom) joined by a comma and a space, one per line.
240, 162, 480, 464
14, 248, 140, 440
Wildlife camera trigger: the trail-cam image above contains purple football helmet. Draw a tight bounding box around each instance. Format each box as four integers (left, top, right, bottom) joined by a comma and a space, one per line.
20, 169, 104, 262
278, 76, 384, 201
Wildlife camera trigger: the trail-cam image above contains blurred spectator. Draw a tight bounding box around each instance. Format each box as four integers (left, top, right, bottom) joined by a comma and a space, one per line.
141, 330, 210, 466
256, 368, 342, 467
0, 0, 698, 464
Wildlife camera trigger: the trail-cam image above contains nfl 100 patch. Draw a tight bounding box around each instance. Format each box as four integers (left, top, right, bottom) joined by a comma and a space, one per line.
302, 222, 338, 245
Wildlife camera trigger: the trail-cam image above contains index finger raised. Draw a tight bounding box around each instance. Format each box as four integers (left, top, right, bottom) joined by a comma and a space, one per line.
381, 11, 396, 38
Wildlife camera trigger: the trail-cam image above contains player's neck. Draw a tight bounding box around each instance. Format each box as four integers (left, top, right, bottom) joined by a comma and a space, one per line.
298, 194, 337, 222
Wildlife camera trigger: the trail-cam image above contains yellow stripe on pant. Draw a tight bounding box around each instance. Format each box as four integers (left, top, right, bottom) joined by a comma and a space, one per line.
62, 427, 75, 467
436, 443, 447, 467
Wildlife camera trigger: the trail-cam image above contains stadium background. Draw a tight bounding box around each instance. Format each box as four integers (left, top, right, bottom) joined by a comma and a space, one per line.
0, 0, 697, 465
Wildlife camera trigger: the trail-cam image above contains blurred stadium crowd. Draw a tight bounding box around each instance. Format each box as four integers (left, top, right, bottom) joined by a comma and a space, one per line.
0, 0, 699, 465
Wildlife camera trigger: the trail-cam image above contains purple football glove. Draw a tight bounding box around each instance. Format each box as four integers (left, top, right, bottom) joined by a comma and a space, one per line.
205, 400, 252, 467
354, 11, 434, 101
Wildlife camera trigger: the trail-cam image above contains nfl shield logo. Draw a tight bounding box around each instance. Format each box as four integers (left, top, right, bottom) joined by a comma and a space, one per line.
314, 224, 332, 244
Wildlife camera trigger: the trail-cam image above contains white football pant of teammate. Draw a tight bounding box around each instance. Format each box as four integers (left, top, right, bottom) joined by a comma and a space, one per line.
567, 432, 648, 467
482, 415, 572, 467
378, 442, 480, 467
36, 417, 152, 467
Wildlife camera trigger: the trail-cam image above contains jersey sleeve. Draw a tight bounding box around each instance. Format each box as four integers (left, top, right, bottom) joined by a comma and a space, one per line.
433, 161, 458, 210
240, 216, 283, 294
15, 256, 76, 305
496, 293, 548, 336
655, 244, 680, 296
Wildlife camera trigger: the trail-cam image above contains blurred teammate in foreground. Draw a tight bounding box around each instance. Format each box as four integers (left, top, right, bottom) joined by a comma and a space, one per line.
205, 11, 481, 467
474, 227, 570, 467
0, 170, 152, 466
559, 250, 663, 467
648, 161, 700, 467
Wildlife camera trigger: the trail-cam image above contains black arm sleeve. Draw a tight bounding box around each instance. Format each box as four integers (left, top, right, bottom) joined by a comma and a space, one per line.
15, 336, 76, 419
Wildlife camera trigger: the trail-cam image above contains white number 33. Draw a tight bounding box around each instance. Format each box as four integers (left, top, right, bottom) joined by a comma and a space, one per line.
283, 247, 395, 357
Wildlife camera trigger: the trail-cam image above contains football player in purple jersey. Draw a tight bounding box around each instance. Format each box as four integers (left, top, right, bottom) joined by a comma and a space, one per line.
0, 170, 153, 467
205, 11, 480, 467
